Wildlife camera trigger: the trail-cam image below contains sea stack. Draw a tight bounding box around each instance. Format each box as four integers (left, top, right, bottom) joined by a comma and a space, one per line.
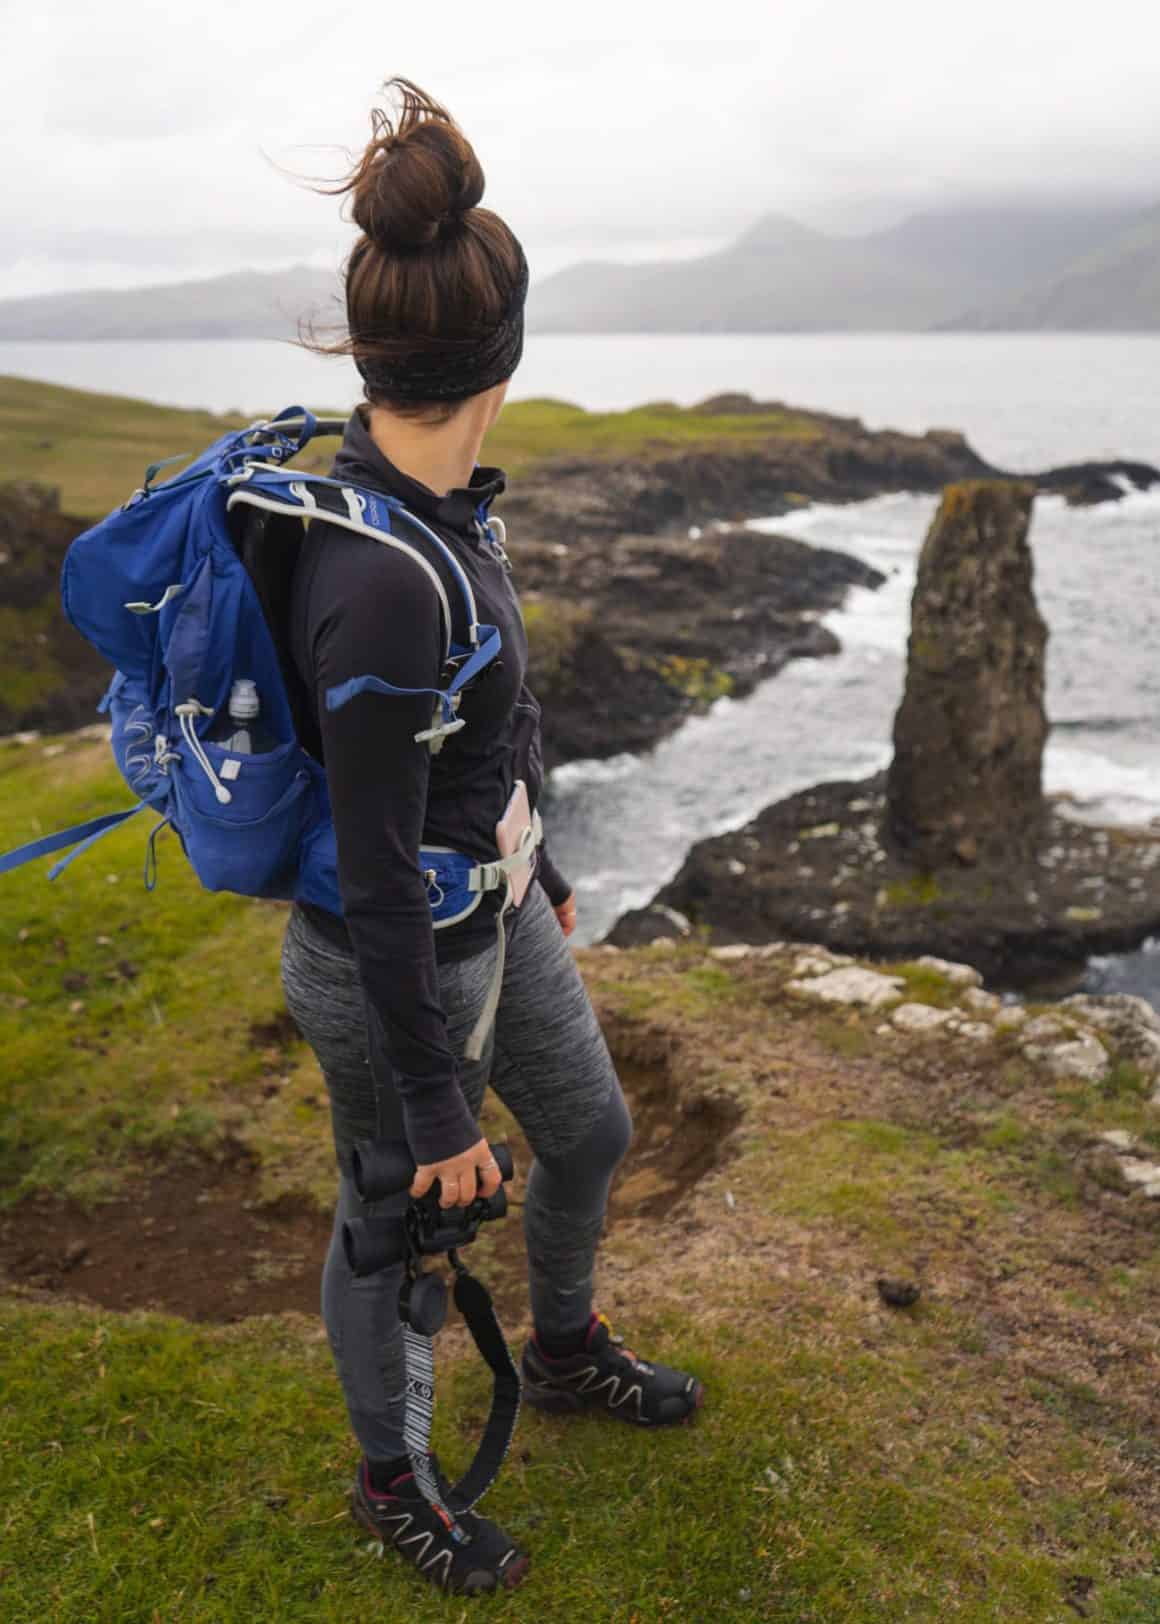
885, 480, 1047, 868
611, 479, 1160, 985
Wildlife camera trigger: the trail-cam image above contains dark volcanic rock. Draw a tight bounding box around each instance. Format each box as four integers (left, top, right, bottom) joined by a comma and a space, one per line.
886, 481, 1047, 868
614, 474, 1160, 983
513, 525, 882, 769
1034, 460, 1160, 507
0, 483, 110, 735
614, 774, 1160, 988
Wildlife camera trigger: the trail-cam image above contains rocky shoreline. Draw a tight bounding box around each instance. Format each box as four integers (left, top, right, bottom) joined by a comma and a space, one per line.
3, 394, 1157, 763
608, 773, 1160, 990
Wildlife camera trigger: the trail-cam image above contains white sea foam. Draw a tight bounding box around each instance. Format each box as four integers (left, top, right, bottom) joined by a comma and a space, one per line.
548, 753, 640, 794
1045, 744, 1160, 826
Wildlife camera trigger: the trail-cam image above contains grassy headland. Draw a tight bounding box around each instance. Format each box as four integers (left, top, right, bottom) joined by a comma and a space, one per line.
0, 375, 821, 520
2, 732, 1158, 1621
2, 376, 1157, 1620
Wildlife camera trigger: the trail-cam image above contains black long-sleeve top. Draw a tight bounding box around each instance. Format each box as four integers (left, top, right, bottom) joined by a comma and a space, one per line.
288, 406, 570, 1164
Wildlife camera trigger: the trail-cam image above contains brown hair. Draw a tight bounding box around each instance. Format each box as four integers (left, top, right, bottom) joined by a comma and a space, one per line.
306, 78, 526, 422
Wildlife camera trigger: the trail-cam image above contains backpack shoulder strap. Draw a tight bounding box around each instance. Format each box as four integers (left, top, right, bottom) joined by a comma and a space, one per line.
225, 472, 502, 752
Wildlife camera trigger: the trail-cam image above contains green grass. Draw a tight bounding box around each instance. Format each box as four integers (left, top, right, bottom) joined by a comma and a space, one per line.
0, 736, 318, 1206
0, 376, 822, 520
0, 375, 246, 519
880, 873, 945, 910
3, 722, 1159, 1619
2, 1296, 1156, 1623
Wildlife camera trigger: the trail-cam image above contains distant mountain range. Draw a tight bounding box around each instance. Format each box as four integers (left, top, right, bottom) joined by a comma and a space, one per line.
0, 266, 339, 342
529, 205, 1160, 332
1, 204, 1157, 339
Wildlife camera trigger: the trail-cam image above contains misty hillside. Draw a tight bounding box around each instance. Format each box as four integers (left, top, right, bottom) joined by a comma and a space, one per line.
527, 204, 1152, 332
0, 204, 1157, 339
945, 205, 1160, 330
0, 266, 340, 342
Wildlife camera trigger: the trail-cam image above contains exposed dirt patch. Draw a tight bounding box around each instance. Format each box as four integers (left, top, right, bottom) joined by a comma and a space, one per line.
247, 1009, 301, 1052
0, 1032, 741, 1328
0, 1141, 329, 1323
454, 1033, 745, 1325
607, 1057, 743, 1219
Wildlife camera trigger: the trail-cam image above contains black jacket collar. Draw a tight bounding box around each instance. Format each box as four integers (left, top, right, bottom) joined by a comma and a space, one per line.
330, 405, 506, 538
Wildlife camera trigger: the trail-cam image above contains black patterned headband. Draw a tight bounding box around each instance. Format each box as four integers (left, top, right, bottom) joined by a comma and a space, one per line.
355, 242, 529, 404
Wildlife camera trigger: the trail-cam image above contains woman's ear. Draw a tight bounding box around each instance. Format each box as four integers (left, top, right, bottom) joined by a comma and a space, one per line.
487, 379, 510, 429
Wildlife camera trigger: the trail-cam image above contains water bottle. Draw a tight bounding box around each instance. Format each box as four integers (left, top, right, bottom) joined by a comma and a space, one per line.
209, 678, 276, 755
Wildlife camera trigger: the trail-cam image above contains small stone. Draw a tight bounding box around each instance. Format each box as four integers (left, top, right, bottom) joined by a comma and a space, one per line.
1027, 1033, 1109, 1084
61, 1240, 89, 1270
68, 999, 84, 1014
995, 1005, 1028, 1031
1119, 1158, 1160, 1188
648, 938, 678, 953
875, 1023, 894, 1036
710, 944, 752, 961
848, 799, 872, 813
791, 950, 853, 978
962, 988, 1000, 1014
954, 833, 979, 865
726, 858, 747, 877
1098, 1130, 1138, 1152
786, 967, 905, 1009
1143, 1181, 1160, 1199
1022, 1015, 1067, 1044
1064, 905, 1102, 922
801, 822, 841, 840
914, 955, 982, 989
892, 1003, 951, 1034
724, 1190, 736, 1212
876, 1278, 921, 1308
957, 1021, 993, 1043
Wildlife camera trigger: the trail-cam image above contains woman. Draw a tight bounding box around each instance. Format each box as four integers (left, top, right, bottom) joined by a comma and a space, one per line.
281, 79, 703, 1597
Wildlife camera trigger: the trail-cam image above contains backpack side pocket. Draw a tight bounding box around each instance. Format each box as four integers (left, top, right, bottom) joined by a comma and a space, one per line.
171, 738, 310, 896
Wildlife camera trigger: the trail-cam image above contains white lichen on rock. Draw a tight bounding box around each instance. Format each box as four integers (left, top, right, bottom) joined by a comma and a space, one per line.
786, 967, 906, 1009
913, 955, 983, 989
1024, 1032, 1109, 1084
962, 987, 1001, 1014
892, 1003, 952, 1034
994, 1005, 1029, 1031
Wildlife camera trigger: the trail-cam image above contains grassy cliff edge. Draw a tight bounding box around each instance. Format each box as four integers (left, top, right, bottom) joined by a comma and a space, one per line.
1, 735, 1157, 1621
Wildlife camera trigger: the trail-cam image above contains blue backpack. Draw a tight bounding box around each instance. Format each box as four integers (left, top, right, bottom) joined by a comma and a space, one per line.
0, 407, 512, 935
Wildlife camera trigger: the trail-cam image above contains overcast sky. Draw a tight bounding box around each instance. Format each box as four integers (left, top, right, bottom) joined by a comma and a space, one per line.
3, 0, 1158, 300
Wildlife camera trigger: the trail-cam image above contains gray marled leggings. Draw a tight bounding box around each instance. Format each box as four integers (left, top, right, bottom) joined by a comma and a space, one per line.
280, 880, 633, 1461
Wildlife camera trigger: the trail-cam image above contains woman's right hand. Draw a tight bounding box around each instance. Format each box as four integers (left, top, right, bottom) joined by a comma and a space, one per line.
410, 1136, 504, 1209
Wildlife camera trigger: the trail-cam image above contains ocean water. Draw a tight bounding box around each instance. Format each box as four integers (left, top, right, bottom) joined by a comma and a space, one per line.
545, 489, 1160, 926
2, 330, 1159, 469
5, 333, 1158, 991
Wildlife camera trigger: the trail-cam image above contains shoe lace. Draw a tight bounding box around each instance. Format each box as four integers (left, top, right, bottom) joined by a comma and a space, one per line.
597, 1312, 640, 1365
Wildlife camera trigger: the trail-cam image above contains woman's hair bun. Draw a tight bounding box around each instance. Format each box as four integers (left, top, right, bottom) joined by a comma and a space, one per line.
347, 78, 485, 252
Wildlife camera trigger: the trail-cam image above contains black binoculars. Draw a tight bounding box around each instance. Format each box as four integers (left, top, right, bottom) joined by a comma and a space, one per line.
342, 1139, 515, 1282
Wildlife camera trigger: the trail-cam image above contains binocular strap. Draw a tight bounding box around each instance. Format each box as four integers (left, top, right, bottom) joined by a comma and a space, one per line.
399, 1265, 522, 1539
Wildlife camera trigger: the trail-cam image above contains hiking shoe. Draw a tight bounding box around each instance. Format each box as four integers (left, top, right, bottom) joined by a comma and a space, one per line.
521, 1311, 704, 1426
351, 1457, 530, 1596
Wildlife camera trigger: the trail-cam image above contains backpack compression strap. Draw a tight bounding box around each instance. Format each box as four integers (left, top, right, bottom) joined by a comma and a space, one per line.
226, 473, 502, 751
0, 803, 147, 880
